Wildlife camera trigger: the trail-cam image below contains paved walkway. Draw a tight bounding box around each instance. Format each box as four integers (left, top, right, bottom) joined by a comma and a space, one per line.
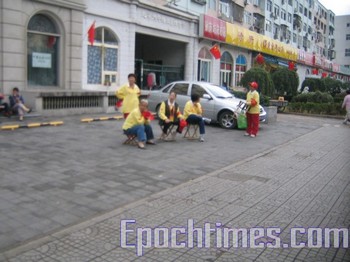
1, 120, 349, 261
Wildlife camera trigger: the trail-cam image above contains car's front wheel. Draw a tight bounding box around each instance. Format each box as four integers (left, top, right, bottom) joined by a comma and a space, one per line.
218, 111, 236, 129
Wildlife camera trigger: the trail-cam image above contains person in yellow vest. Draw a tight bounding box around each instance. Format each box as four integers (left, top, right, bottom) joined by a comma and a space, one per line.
116, 73, 140, 118
122, 99, 155, 149
245, 81, 260, 138
158, 91, 184, 140
183, 94, 206, 142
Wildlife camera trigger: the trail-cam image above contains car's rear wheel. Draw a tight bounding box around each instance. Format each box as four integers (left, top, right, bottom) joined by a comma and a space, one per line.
219, 111, 236, 129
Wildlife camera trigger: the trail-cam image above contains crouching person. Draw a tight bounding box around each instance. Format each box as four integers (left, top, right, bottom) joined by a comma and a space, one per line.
122, 99, 155, 149
9, 87, 31, 121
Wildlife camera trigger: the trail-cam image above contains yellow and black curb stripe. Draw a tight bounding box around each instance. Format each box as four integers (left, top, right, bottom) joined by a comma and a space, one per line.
1, 121, 64, 131
81, 115, 124, 123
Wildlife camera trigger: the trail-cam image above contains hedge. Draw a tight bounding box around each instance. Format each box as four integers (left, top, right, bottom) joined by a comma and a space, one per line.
287, 102, 345, 115
231, 90, 270, 106
292, 91, 334, 103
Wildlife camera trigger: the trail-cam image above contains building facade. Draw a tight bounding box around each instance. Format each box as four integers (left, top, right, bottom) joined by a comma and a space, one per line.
334, 15, 350, 68
0, 0, 349, 113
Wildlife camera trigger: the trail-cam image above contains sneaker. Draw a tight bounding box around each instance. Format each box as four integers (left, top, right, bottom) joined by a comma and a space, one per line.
199, 136, 205, 142
203, 118, 211, 124
244, 132, 250, 136
250, 134, 256, 138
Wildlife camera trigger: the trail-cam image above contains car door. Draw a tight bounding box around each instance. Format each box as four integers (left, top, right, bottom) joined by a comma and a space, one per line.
169, 83, 190, 110
190, 84, 216, 119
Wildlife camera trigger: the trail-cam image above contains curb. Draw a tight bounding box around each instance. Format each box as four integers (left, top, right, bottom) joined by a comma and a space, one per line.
81, 115, 123, 123
281, 111, 344, 120
0, 121, 64, 131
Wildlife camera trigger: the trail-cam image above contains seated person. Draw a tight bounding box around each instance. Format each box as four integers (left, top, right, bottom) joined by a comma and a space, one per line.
9, 87, 31, 121
183, 94, 206, 142
122, 99, 155, 149
0, 93, 10, 117
158, 91, 184, 140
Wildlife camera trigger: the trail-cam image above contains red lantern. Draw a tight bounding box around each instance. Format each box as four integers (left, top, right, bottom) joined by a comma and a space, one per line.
322, 72, 327, 78
312, 68, 318, 75
256, 53, 264, 64
288, 61, 295, 70
210, 44, 221, 59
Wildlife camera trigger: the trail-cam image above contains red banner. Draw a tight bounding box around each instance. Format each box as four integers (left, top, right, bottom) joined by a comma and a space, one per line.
203, 15, 226, 42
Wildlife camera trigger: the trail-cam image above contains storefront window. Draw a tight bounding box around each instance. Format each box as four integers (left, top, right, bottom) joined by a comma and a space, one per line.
197, 47, 212, 82
88, 27, 118, 85
27, 14, 59, 86
220, 52, 233, 87
235, 55, 247, 87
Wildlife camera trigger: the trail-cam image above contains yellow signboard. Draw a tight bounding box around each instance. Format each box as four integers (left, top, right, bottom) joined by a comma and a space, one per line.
225, 22, 298, 61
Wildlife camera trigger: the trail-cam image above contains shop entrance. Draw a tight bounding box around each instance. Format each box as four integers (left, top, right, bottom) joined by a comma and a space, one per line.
135, 33, 185, 90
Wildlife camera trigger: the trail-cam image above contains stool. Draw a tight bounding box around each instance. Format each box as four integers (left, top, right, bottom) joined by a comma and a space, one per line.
183, 124, 199, 139
123, 134, 137, 145
159, 123, 176, 141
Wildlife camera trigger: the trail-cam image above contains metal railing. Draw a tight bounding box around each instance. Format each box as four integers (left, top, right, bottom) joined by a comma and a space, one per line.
43, 96, 103, 110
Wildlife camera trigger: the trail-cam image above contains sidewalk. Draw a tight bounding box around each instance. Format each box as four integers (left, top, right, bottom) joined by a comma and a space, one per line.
1, 123, 349, 261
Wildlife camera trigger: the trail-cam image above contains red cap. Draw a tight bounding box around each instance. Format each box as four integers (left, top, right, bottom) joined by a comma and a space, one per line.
249, 82, 258, 89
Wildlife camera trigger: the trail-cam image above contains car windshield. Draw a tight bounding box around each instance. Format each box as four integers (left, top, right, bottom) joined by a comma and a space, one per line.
202, 83, 234, 98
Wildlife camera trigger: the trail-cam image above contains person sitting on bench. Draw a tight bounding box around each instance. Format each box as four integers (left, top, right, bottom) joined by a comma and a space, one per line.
158, 91, 184, 140
122, 99, 155, 149
183, 94, 206, 142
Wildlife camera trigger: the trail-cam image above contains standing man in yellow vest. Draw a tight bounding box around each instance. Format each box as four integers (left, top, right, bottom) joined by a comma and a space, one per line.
116, 73, 140, 118
245, 81, 260, 138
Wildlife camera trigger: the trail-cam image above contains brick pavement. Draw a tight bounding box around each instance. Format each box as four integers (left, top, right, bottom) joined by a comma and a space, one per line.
0, 118, 349, 261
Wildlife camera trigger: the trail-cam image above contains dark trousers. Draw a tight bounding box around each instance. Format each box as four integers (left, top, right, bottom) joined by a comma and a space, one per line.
186, 114, 205, 135
161, 120, 181, 134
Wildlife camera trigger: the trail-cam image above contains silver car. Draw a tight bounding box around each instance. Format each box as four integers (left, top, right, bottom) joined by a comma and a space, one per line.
142, 81, 267, 129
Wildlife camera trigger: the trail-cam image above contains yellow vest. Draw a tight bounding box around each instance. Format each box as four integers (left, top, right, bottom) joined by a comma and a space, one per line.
122, 107, 149, 130
246, 90, 260, 114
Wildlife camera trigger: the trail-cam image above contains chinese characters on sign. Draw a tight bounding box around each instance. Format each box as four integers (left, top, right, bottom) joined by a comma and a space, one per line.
32, 52, 52, 68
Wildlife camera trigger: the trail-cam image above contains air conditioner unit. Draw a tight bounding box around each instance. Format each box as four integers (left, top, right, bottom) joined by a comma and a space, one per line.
191, 0, 207, 5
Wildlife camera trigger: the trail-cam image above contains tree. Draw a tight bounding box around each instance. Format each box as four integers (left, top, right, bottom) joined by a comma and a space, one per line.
271, 67, 299, 97
301, 78, 325, 93
240, 67, 274, 97
320, 77, 343, 96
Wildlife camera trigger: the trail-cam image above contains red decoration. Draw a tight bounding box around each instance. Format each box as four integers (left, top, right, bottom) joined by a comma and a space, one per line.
115, 99, 123, 108
256, 53, 264, 65
321, 72, 328, 78
312, 68, 318, 75
142, 111, 155, 121
178, 119, 187, 133
88, 22, 95, 45
210, 44, 221, 59
47, 36, 56, 48
288, 61, 295, 70
251, 98, 257, 106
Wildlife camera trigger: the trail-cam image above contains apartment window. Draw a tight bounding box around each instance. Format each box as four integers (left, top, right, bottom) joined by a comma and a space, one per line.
273, 24, 279, 37
267, 0, 272, 12
288, 0, 292, 6
347, 23, 350, 27
266, 20, 272, 32
309, 11, 312, 19
346, 34, 350, 40
274, 5, 280, 17
288, 13, 292, 23
208, 0, 216, 10
299, 4, 303, 13
303, 23, 307, 32
281, 9, 286, 20
293, 33, 297, 43
219, 1, 230, 17
304, 7, 307, 17
244, 11, 252, 25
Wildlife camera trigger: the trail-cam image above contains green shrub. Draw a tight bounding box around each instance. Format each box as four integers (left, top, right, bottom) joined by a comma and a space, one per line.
333, 92, 346, 103
292, 91, 333, 103
240, 67, 275, 97
271, 67, 299, 97
231, 90, 270, 106
287, 102, 345, 115
231, 90, 246, 99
